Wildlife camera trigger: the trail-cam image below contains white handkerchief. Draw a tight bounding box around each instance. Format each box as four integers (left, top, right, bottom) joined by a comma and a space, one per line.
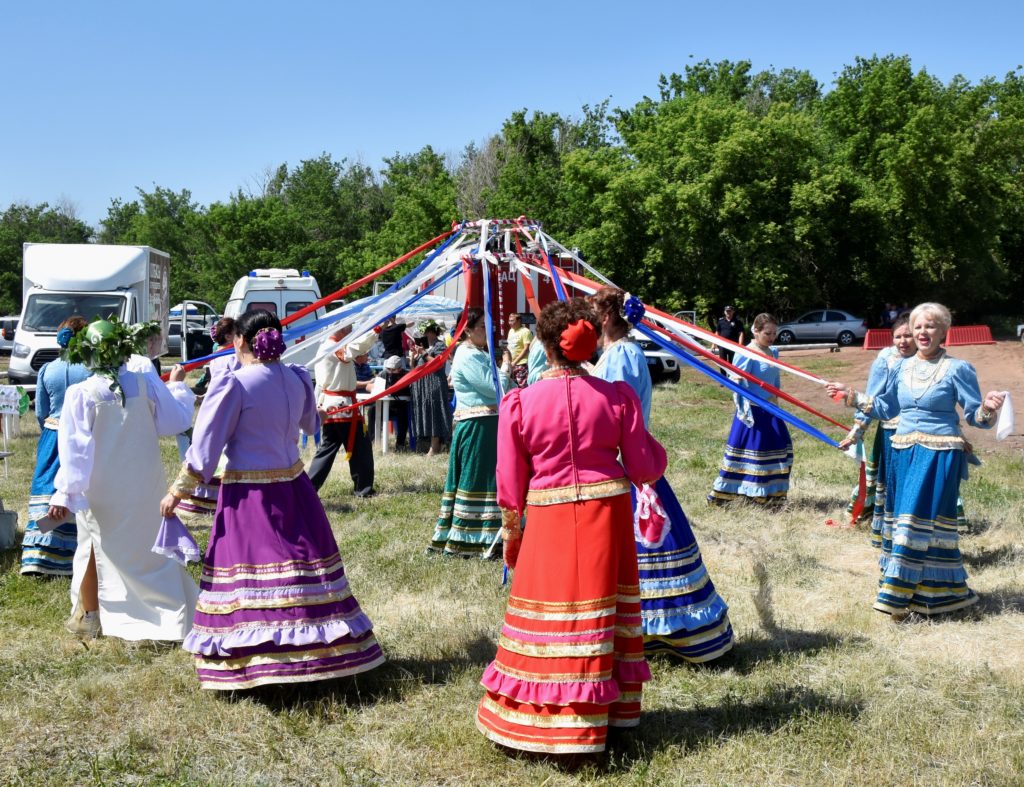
996, 391, 1014, 441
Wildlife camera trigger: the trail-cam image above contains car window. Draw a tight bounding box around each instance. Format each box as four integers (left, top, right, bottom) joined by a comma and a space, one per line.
246, 301, 278, 314
826, 311, 847, 321
798, 311, 824, 323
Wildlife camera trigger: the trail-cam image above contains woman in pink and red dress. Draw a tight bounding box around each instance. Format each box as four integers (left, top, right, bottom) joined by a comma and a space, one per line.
477, 298, 667, 755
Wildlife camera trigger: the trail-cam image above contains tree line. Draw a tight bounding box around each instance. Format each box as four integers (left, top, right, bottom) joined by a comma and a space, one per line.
2, 55, 1022, 328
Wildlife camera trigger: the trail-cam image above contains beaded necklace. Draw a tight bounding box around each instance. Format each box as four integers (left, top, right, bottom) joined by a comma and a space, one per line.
907, 350, 947, 401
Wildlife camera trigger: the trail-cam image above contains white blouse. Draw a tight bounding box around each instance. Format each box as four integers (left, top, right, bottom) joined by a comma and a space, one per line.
52, 367, 195, 512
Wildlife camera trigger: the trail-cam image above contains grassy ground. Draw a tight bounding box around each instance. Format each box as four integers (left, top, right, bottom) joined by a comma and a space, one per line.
1, 356, 1023, 785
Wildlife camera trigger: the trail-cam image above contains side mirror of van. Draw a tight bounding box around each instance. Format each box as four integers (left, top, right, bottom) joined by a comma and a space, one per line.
2, 320, 15, 341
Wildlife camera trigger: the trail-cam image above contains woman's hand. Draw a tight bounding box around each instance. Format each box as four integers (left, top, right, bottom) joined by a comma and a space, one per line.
168, 364, 187, 383
503, 537, 521, 570
825, 381, 849, 401
48, 504, 69, 522
983, 391, 1006, 414
160, 493, 181, 517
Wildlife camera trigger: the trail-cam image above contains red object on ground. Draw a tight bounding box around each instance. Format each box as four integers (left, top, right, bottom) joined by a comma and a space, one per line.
945, 325, 996, 346
863, 329, 892, 350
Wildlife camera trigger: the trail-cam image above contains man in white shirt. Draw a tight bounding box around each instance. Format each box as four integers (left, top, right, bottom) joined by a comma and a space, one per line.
307, 326, 379, 497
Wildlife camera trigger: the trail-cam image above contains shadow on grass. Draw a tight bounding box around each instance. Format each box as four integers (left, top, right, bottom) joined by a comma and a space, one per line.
725, 627, 866, 675
962, 542, 1023, 569
229, 634, 496, 713
321, 501, 356, 514
606, 686, 863, 764
975, 586, 1024, 614
0, 546, 22, 576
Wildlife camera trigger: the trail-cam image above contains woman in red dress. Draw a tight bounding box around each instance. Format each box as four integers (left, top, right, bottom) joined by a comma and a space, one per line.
476, 298, 667, 755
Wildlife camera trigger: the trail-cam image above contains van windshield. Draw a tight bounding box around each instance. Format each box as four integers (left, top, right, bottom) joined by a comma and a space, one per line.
22, 293, 127, 332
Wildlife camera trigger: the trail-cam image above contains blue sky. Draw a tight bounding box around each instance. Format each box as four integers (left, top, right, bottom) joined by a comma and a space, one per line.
2, 0, 1021, 229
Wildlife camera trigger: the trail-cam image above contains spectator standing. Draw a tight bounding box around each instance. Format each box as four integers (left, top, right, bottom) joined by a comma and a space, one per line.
715, 306, 745, 365
505, 313, 533, 388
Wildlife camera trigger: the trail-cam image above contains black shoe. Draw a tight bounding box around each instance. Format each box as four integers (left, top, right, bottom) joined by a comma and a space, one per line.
354, 488, 377, 498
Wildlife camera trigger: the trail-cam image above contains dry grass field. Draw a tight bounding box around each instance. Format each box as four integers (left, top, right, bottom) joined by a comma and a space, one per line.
1, 345, 1023, 785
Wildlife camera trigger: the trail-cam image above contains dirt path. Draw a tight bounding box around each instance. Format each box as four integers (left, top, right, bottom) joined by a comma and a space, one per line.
781, 340, 1024, 456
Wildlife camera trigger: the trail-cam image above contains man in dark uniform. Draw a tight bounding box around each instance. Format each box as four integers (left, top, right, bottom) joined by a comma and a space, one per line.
715, 305, 745, 366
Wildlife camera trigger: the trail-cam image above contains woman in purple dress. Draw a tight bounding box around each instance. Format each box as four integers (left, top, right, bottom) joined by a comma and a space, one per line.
161, 309, 385, 690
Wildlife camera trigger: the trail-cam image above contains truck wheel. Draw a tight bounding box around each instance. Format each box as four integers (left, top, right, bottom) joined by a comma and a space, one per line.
837, 330, 855, 346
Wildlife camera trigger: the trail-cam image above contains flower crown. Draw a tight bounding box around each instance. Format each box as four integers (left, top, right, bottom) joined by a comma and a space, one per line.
63, 317, 161, 404
251, 327, 286, 361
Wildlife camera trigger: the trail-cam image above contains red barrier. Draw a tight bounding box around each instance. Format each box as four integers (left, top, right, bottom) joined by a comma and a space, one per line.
945, 325, 996, 346
864, 329, 892, 350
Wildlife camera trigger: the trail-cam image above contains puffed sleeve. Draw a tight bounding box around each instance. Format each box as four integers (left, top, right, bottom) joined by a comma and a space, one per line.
496, 389, 530, 515
289, 364, 320, 435
955, 361, 992, 429
855, 350, 891, 426
860, 362, 903, 422
143, 374, 195, 436
615, 381, 667, 485
180, 372, 242, 485
345, 332, 379, 360
35, 362, 51, 427
51, 383, 96, 512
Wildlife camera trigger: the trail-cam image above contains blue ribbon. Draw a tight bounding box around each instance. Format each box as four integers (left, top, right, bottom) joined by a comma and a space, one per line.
632, 323, 840, 448
541, 246, 568, 302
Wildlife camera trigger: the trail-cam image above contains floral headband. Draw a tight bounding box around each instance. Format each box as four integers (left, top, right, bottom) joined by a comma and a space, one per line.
251, 327, 285, 362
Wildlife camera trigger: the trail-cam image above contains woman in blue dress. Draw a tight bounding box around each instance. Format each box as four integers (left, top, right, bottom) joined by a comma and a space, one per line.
828, 302, 1005, 619
591, 287, 733, 663
707, 313, 793, 507
20, 316, 90, 576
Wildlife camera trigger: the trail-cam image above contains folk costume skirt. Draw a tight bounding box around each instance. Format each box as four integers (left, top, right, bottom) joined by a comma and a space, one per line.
847, 423, 883, 526
707, 407, 793, 506
874, 446, 977, 616
429, 415, 500, 557
183, 471, 385, 689
636, 477, 734, 662
477, 493, 651, 754
21, 424, 77, 576
869, 427, 895, 549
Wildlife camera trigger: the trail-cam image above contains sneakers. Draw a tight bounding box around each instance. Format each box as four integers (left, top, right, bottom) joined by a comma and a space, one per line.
65, 603, 101, 639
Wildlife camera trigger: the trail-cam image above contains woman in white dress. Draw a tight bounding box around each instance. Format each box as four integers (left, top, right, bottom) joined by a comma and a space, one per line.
48, 319, 199, 641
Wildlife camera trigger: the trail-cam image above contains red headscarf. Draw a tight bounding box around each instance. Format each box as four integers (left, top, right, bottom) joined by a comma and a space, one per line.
559, 319, 597, 362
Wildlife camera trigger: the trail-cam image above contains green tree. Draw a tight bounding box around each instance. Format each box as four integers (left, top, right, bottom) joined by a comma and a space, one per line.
0, 203, 93, 314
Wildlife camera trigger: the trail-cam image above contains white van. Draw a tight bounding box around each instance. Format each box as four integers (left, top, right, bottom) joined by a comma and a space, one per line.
222, 269, 327, 331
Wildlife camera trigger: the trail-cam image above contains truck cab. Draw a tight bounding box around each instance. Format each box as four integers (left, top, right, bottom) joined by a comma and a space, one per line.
223, 269, 327, 331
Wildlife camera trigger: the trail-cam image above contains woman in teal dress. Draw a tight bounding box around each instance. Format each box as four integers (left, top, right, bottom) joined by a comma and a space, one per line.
429, 308, 511, 557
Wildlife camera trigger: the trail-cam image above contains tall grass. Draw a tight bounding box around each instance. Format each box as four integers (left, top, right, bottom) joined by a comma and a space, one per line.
1, 358, 1023, 785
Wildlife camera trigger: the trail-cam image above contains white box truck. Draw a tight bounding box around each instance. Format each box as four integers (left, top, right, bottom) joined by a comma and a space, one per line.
8, 243, 174, 387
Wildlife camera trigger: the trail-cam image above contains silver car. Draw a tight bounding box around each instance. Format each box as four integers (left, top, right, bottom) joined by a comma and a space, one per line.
775, 309, 867, 346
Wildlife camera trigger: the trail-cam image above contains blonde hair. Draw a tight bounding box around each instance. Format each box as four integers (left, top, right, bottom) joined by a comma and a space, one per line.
909, 302, 952, 337
752, 313, 778, 332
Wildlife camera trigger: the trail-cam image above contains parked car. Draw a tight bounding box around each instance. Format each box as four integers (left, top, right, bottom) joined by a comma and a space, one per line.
0, 317, 18, 354
630, 329, 681, 384
167, 319, 210, 357
775, 310, 867, 346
